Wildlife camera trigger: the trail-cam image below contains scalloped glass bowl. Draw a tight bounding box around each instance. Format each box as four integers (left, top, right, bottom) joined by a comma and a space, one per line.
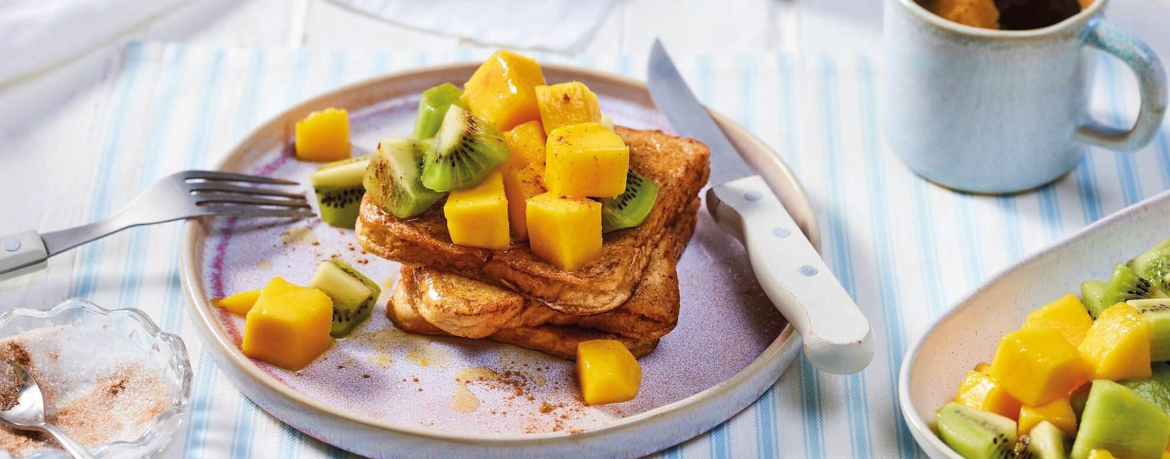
0, 298, 192, 459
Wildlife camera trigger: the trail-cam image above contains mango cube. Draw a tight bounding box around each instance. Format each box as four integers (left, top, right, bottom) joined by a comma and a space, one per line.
444, 171, 510, 250
295, 108, 351, 162
974, 362, 991, 374
212, 289, 261, 316
1078, 302, 1152, 381
1018, 397, 1077, 437
462, 50, 546, 131
988, 328, 1090, 406
535, 82, 602, 135
546, 123, 629, 198
500, 121, 548, 240
577, 339, 641, 405
242, 281, 334, 370
1022, 294, 1095, 347
526, 193, 602, 271
954, 370, 1022, 420
1088, 451, 1119, 459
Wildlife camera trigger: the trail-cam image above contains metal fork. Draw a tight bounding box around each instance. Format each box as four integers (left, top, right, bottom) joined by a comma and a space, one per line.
0, 170, 313, 280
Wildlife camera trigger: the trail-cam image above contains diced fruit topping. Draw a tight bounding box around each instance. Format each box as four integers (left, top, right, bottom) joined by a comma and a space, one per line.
601, 170, 658, 233
1081, 280, 1110, 321
364, 138, 445, 219
576, 339, 641, 405
1078, 302, 1152, 382
242, 279, 334, 370
1018, 397, 1077, 437
1026, 420, 1068, 459
1087, 449, 1119, 459
1128, 238, 1170, 292
526, 193, 602, 271
1070, 380, 1170, 459
295, 108, 351, 162
310, 156, 369, 228
1022, 293, 1094, 347
443, 171, 510, 250
1126, 299, 1170, 362
309, 259, 381, 337
423, 105, 511, 192
462, 50, 546, 131
413, 83, 467, 141
1120, 362, 1170, 414
954, 370, 1022, 420
935, 402, 1018, 459
212, 289, 260, 316
1087, 263, 1168, 319
546, 122, 630, 198
535, 82, 602, 135
988, 328, 1089, 406
499, 120, 548, 240
599, 113, 615, 131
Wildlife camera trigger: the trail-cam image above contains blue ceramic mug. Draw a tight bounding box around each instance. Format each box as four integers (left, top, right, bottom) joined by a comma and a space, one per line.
884, 0, 1167, 193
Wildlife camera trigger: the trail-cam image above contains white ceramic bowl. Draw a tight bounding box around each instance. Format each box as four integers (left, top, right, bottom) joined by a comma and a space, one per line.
0, 299, 192, 459
899, 188, 1170, 458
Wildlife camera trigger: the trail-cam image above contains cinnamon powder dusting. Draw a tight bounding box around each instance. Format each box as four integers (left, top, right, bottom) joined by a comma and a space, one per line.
0, 332, 169, 457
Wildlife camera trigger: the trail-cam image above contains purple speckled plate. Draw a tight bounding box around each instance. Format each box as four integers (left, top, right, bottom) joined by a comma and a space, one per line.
180, 64, 819, 459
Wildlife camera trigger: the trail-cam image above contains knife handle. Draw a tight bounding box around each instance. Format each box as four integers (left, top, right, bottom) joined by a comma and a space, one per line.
707, 175, 874, 375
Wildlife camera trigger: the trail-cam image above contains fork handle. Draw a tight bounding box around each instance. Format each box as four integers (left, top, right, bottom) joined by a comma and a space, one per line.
0, 231, 49, 281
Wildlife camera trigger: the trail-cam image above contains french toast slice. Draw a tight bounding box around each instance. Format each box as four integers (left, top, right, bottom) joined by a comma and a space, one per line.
399, 200, 698, 340
357, 127, 709, 315
388, 279, 658, 359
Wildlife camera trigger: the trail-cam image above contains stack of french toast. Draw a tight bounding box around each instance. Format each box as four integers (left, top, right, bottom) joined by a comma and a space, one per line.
357, 126, 709, 359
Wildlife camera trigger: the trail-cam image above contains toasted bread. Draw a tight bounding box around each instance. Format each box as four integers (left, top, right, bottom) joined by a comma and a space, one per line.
388, 279, 658, 359
400, 200, 698, 340
357, 127, 710, 315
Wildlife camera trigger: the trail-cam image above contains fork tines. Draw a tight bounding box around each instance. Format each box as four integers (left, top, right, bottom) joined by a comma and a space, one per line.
183, 170, 316, 219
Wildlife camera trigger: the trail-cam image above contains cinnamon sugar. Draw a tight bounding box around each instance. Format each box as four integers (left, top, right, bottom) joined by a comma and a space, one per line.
0, 327, 169, 457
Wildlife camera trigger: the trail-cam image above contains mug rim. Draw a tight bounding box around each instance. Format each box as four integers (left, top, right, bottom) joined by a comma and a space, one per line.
894, 0, 1106, 40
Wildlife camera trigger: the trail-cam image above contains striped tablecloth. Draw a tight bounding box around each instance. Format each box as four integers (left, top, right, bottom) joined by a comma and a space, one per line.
35, 42, 1170, 458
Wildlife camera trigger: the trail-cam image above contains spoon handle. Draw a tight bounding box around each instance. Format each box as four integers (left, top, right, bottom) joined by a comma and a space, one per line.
40, 424, 94, 459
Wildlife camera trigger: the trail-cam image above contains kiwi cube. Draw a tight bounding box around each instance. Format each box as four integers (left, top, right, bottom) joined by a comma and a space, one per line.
936, 402, 1018, 459
601, 170, 659, 233
310, 156, 371, 229
308, 259, 381, 337
413, 83, 467, 141
1069, 380, 1170, 459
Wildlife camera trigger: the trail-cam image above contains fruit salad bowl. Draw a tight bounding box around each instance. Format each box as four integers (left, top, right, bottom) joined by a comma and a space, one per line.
899, 188, 1170, 458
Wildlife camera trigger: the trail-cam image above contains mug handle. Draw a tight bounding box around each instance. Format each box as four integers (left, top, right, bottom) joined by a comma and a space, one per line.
1076, 20, 1168, 152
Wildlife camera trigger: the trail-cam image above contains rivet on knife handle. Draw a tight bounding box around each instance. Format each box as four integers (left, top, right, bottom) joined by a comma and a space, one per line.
707, 176, 874, 375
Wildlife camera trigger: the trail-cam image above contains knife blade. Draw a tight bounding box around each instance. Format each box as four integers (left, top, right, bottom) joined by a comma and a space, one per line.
646, 39, 874, 375
647, 41, 755, 186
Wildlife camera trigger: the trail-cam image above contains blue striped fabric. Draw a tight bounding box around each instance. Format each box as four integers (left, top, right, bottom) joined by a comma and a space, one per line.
71, 42, 1170, 458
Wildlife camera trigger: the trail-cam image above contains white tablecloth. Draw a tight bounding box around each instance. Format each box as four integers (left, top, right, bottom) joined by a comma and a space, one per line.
3, 42, 1168, 458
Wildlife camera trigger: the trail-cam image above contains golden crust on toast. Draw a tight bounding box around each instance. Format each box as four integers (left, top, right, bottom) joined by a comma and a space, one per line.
357, 127, 709, 315
401, 201, 698, 340
388, 279, 658, 359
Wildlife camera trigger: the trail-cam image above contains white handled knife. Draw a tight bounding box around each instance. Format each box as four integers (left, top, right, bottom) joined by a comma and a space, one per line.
647, 40, 874, 375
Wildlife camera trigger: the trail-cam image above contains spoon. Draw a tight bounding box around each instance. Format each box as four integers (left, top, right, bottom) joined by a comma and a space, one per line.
0, 361, 94, 459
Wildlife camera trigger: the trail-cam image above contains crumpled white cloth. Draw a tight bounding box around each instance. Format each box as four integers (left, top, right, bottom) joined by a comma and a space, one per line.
331, 0, 621, 52
0, 0, 188, 83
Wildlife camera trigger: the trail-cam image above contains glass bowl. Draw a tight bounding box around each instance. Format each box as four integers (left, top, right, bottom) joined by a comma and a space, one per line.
0, 298, 192, 459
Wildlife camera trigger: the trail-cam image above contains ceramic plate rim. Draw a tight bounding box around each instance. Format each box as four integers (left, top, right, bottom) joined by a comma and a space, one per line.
180, 62, 818, 445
